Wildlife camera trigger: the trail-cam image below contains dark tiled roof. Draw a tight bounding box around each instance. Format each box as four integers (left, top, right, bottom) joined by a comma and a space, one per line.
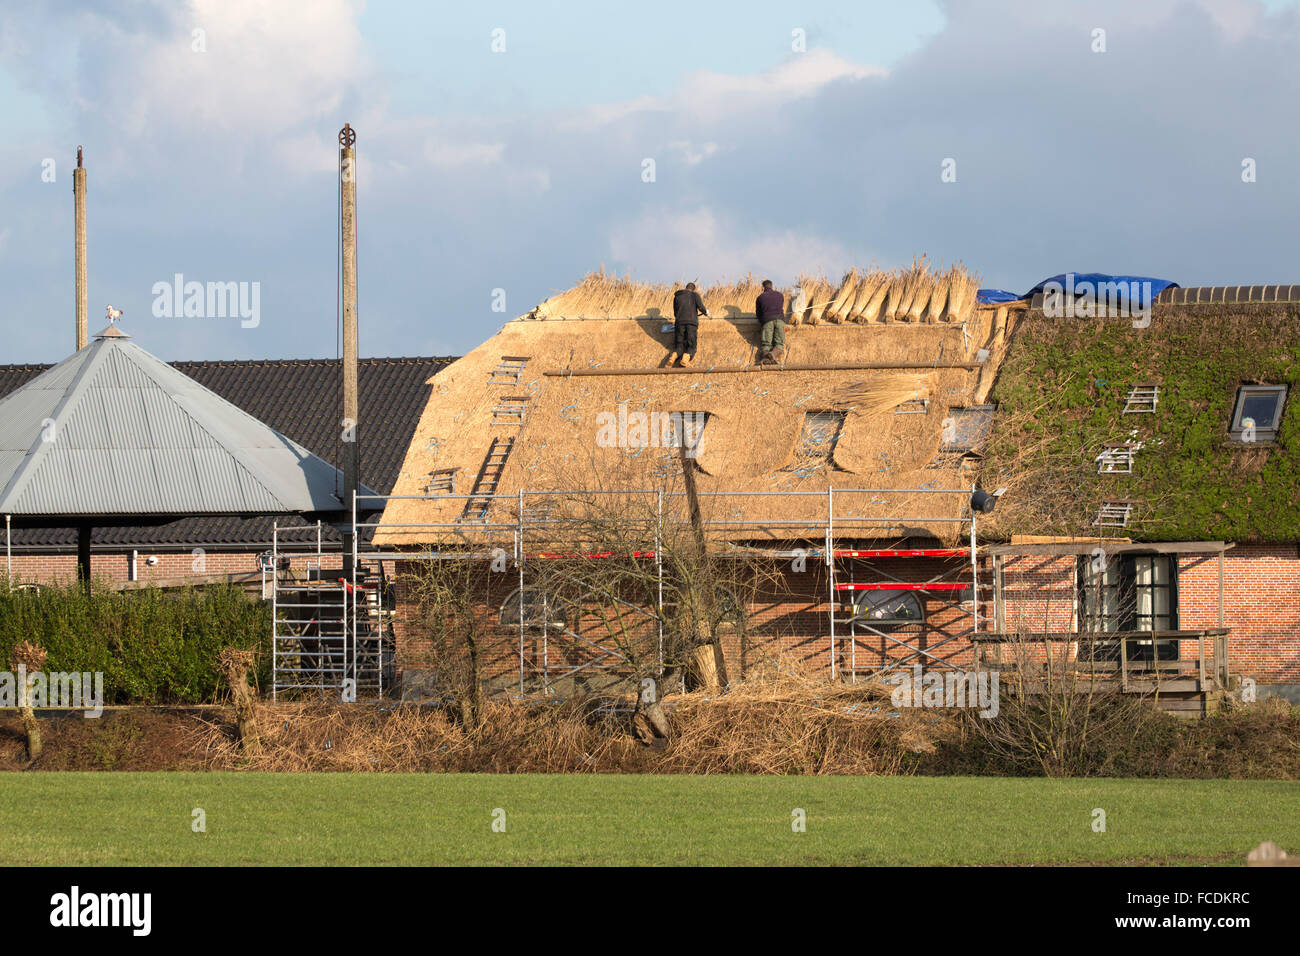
0, 356, 454, 550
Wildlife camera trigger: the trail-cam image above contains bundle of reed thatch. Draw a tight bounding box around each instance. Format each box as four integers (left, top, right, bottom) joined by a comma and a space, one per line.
845, 268, 886, 323
824, 268, 861, 323
890, 255, 925, 322
829, 374, 931, 413
524, 260, 980, 324
531, 270, 672, 319
924, 279, 949, 323
943, 264, 978, 321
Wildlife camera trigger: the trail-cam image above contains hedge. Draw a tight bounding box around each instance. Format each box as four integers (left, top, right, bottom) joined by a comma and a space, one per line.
0, 583, 270, 704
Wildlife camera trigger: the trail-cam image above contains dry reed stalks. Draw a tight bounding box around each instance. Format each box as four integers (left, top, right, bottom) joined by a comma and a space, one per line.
10, 640, 46, 760
790, 274, 831, 325
881, 274, 904, 322
860, 271, 894, 323
830, 375, 931, 414
894, 255, 929, 323
187, 669, 955, 775
825, 269, 859, 324
218, 647, 261, 756
925, 277, 949, 323
526, 261, 981, 325
845, 269, 885, 323
532, 271, 790, 321
943, 264, 978, 321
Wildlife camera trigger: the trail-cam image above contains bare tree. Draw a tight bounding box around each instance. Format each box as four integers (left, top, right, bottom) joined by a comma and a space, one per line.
401, 555, 490, 729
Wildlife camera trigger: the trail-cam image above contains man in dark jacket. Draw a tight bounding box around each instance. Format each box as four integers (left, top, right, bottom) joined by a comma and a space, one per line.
669, 282, 709, 367
755, 279, 786, 365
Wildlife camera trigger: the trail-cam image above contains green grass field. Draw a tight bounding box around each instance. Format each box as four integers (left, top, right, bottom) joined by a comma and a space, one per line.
0, 774, 1295, 865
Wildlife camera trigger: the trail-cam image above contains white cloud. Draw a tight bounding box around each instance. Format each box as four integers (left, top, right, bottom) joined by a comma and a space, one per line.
121, 0, 366, 136
666, 140, 720, 166
567, 48, 883, 128
423, 141, 505, 168
608, 207, 853, 283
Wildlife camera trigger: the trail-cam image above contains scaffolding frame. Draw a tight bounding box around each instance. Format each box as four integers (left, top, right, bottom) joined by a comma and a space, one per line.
315, 483, 987, 698
271, 519, 388, 701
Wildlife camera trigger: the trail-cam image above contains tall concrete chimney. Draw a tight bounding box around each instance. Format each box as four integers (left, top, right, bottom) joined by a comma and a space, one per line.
339, 124, 360, 558
74, 147, 87, 350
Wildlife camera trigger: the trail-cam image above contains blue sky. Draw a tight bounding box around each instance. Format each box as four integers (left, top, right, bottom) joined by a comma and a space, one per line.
2, 0, 1300, 364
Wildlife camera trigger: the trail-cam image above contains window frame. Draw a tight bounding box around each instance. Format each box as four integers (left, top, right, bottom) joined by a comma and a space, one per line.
1075, 553, 1179, 661
499, 587, 571, 633
851, 589, 926, 629
1229, 384, 1288, 442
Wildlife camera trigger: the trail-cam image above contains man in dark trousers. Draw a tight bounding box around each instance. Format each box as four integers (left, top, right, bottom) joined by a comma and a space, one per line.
755, 279, 786, 365
669, 282, 709, 367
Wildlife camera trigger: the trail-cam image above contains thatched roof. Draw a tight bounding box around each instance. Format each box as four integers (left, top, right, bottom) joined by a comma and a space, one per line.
376, 287, 1011, 548
377, 268, 1299, 547
982, 303, 1300, 543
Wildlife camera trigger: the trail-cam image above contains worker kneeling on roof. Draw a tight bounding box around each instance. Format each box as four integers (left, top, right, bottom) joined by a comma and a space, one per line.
755, 279, 785, 366
668, 282, 708, 368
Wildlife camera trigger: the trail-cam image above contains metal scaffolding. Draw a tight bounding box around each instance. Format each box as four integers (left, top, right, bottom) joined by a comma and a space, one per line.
264, 484, 986, 699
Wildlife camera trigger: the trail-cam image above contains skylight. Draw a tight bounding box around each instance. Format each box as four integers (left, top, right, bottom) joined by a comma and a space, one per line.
1230, 385, 1287, 442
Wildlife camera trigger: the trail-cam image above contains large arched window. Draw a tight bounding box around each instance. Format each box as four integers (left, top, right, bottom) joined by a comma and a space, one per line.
851, 589, 924, 628
499, 587, 570, 632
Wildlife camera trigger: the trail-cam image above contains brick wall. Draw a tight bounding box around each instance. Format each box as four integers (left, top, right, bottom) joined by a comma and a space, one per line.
391, 554, 982, 692
390, 544, 1300, 691
1178, 545, 1300, 683
4, 549, 265, 586
996, 545, 1300, 684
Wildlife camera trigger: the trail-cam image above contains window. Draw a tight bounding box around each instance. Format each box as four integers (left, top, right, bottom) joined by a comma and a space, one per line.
797, 411, 846, 459
1076, 554, 1178, 660
851, 589, 924, 628
940, 405, 996, 454
499, 587, 570, 632
1230, 385, 1287, 442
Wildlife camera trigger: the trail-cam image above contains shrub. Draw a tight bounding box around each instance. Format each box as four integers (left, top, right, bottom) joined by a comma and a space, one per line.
0, 582, 270, 704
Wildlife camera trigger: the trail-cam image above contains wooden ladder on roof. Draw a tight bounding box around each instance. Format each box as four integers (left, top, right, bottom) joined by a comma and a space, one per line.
459, 435, 515, 522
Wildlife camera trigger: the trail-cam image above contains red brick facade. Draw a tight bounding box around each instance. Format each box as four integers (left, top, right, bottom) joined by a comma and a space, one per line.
392, 544, 1300, 691
391, 554, 984, 694
994, 545, 1300, 684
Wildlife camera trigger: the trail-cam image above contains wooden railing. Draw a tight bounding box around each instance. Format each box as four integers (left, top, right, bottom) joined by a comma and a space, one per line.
971, 629, 1231, 692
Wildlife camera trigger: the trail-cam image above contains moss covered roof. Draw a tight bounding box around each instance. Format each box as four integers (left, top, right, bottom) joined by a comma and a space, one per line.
982, 305, 1300, 543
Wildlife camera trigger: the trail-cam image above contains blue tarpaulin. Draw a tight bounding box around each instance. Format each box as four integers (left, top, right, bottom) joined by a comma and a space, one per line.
1025, 273, 1179, 309
976, 289, 1022, 304
976, 273, 1179, 309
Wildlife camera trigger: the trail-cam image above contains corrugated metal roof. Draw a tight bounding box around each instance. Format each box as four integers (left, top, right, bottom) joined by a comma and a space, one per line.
0, 330, 351, 517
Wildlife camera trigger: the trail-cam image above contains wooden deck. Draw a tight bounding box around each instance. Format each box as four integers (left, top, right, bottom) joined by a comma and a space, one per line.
972, 629, 1232, 716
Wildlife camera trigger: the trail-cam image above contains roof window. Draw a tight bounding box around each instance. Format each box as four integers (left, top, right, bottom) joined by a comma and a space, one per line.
1230, 385, 1287, 442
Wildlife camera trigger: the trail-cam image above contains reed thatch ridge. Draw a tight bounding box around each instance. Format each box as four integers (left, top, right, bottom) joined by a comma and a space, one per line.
522, 259, 982, 326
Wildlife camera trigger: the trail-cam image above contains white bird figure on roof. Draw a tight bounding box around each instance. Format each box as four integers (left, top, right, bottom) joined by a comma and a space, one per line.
105, 305, 123, 324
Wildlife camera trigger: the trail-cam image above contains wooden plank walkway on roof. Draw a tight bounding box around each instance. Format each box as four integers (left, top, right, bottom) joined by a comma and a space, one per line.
544, 361, 983, 377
